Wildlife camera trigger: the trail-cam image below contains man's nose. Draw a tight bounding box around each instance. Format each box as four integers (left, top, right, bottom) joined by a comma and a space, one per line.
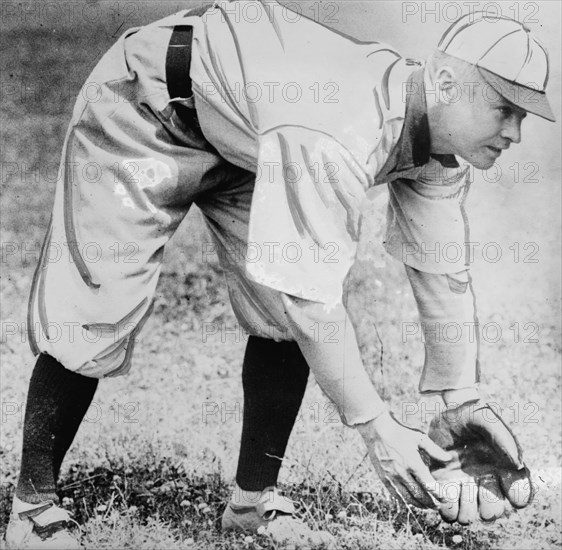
501, 118, 522, 144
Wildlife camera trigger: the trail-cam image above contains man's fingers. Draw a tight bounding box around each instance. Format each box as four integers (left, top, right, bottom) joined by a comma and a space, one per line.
410, 461, 448, 505
478, 475, 506, 522
382, 463, 435, 509
500, 467, 533, 508
384, 476, 428, 508
396, 477, 434, 509
438, 481, 461, 523
457, 479, 478, 525
380, 476, 403, 502
393, 463, 434, 508
419, 435, 453, 463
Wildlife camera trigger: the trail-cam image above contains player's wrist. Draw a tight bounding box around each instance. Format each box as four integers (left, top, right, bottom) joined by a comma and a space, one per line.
354, 406, 391, 439
441, 386, 481, 407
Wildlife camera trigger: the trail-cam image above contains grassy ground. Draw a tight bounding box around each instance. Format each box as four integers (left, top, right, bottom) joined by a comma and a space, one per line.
1, 15, 561, 550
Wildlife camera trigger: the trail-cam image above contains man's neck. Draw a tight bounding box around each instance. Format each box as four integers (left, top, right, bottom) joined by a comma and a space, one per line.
424, 67, 450, 155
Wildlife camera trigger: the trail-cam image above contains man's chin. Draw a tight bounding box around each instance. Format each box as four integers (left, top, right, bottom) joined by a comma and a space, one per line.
475, 159, 496, 170
459, 155, 495, 170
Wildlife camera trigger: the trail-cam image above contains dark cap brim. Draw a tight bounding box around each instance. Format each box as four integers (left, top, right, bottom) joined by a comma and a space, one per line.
478, 66, 556, 122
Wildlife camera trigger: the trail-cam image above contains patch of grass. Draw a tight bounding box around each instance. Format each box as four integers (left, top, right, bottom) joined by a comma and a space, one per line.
0, 455, 441, 549
3, 449, 559, 549
154, 259, 231, 328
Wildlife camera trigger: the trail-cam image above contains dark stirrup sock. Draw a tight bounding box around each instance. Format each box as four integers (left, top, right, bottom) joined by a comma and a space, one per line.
236, 336, 310, 492
16, 354, 99, 505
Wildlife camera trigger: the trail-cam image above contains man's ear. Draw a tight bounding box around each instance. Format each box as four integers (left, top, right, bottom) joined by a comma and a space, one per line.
434, 66, 458, 104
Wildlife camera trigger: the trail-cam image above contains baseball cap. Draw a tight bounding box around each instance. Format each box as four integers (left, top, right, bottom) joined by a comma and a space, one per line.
437, 12, 555, 122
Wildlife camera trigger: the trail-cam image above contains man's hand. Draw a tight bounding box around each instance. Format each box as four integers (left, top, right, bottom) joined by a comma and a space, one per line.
357, 411, 453, 508
428, 401, 533, 524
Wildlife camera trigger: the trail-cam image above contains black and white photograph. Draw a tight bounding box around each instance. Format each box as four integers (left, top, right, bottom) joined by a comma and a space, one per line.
1, 1, 560, 548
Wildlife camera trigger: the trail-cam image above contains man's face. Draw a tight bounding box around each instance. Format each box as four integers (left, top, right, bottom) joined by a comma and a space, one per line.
437, 79, 528, 170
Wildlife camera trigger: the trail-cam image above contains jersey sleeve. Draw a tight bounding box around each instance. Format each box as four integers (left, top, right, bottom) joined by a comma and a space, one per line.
245, 126, 372, 306
384, 157, 472, 273
386, 159, 480, 393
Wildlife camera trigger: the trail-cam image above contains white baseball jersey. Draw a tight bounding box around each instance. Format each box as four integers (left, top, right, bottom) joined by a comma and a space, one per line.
28, 0, 477, 396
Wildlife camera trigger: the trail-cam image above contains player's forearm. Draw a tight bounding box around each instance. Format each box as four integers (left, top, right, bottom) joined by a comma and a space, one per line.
404, 265, 480, 393
281, 294, 387, 426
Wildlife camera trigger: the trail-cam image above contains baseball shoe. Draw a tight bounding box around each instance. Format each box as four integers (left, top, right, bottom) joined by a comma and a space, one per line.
222, 487, 336, 548
4, 495, 83, 549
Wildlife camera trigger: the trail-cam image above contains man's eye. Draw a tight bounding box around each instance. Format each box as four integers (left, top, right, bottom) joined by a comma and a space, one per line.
499, 107, 512, 117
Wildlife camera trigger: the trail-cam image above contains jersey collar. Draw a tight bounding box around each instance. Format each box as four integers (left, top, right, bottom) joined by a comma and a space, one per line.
375, 67, 459, 184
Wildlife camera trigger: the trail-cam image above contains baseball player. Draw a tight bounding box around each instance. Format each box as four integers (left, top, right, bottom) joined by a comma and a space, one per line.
6, 1, 555, 548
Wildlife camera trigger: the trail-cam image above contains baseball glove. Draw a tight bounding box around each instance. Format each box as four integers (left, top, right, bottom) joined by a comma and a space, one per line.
427, 400, 533, 524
